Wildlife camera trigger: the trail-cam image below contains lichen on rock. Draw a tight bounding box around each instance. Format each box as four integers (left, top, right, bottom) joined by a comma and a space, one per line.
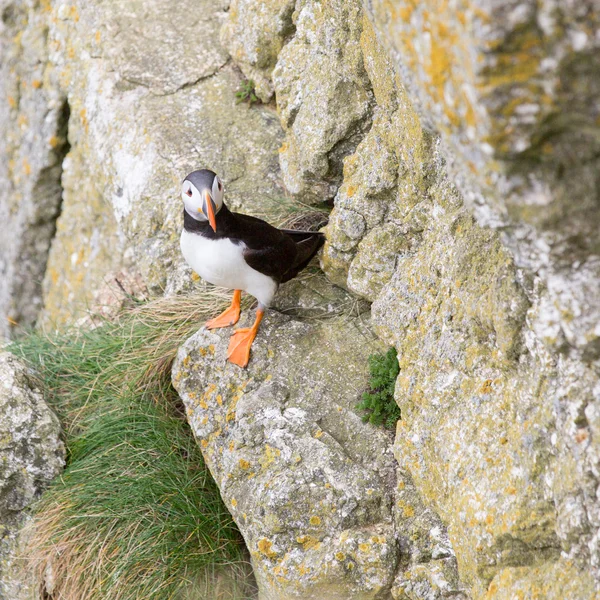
0, 352, 65, 600
271, 0, 375, 204
172, 312, 401, 599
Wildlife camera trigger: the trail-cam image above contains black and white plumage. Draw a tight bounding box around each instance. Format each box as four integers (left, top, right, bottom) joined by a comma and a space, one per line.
180, 169, 325, 367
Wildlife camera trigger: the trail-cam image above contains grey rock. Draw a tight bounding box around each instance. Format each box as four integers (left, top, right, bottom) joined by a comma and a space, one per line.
38, 0, 286, 327
271, 0, 374, 203
0, 0, 69, 338
0, 351, 65, 600
173, 312, 400, 599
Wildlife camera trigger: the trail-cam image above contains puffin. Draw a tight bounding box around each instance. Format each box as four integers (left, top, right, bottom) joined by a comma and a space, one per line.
180, 169, 325, 368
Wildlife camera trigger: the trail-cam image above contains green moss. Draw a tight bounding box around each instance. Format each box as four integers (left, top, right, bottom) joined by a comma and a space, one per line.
356, 347, 400, 429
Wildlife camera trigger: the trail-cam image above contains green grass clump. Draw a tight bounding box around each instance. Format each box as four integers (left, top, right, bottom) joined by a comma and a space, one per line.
235, 79, 259, 106
356, 347, 400, 429
10, 292, 256, 600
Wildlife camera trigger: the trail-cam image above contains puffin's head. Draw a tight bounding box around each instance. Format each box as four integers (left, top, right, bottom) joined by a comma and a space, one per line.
181, 169, 224, 232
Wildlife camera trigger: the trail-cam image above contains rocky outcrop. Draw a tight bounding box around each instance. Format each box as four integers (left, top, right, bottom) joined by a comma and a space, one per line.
1, 0, 599, 598
172, 299, 465, 600
363, 0, 600, 363
0, 352, 65, 600
222, 0, 600, 597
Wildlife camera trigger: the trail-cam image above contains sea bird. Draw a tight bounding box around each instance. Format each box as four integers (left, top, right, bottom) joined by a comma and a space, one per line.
180, 169, 325, 367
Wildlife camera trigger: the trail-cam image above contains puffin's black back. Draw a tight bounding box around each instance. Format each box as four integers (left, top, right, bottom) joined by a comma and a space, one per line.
183, 205, 325, 284
279, 230, 325, 283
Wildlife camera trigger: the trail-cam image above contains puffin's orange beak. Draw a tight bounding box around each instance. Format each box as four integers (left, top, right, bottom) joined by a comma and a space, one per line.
203, 190, 217, 232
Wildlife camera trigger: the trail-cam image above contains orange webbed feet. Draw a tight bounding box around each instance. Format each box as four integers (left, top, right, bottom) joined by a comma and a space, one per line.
227, 309, 264, 368
205, 290, 241, 330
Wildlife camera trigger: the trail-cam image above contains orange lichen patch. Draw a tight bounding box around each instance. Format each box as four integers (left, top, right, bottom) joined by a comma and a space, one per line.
335, 552, 346, 561
191, 271, 200, 281
485, 514, 494, 525
314, 429, 324, 438
7, 96, 17, 109
296, 535, 320, 551
231, 498, 237, 508
358, 543, 370, 552
22, 159, 31, 176
345, 184, 358, 198
257, 538, 277, 558
505, 485, 517, 495
182, 355, 191, 367
69, 5, 80, 21
95, 30, 101, 43
239, 458, 251, 470
32, 79, 43, 89
309, 516, 321, 526
200, 439, 208, 449
79, 108, 89, 132
398, 5, 414, 21
480, 379, 493, 394
260, 444, 281, 469
49, 135, 61, 148
575, 429, 588, 443
225, 411, 236, 422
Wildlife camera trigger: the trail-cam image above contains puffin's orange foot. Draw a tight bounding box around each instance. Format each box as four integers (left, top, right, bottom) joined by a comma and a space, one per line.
206, 305, 240, 329
227, 308, 264, 368
205, 290, 241, 330
227, 327, 257, 368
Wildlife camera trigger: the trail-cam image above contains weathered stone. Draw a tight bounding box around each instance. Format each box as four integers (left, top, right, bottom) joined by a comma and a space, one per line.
272, 0, 374, 203
220, 0, 296, 102
173, 312, 399, 599
318, 9, 600, 598
0, 0, 69, 338
0, 351, 65, 600
364, 0, 600, 360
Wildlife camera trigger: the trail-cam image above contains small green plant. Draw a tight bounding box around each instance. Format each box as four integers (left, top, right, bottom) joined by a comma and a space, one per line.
356, 347, 400, 429
235, 79, 259, 106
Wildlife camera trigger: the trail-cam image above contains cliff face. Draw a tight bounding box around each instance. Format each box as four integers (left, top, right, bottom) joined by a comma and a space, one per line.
1, 0, 599, 599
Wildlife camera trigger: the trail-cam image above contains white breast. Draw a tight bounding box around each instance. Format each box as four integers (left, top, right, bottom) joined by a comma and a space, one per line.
180, 229, 278, 307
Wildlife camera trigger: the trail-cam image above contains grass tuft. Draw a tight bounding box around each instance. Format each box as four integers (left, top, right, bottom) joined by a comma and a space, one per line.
252, 195, 329, 233
235, 79, 259, 106
10, 291, 257, 600
356, 347, 401, 430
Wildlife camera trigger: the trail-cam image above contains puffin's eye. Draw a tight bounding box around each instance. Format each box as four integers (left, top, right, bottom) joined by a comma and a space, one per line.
186, 188, 192, 197
217, 180, 222, 191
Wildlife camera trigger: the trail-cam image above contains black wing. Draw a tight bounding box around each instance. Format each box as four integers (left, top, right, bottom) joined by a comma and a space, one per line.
227, 210, 324, 283
232, 213, 299, 282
